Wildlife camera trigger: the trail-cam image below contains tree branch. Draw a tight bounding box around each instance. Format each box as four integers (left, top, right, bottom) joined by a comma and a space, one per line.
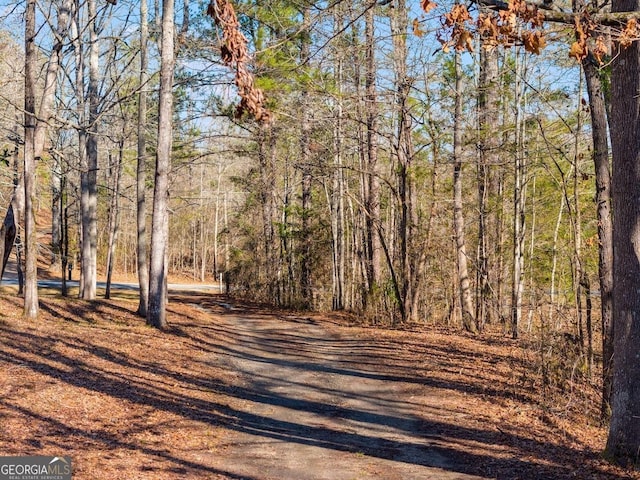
480, 0, 640, 26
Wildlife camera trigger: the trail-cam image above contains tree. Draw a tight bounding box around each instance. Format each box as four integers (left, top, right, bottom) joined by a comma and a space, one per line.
23, 0, 38, 319
581, 57, 613, 419
330, 4, 346, 311
605, 0, 640, 462
476, 26, 500, 330
137, 0, 150, 317
390, 0, 417, 324
147, 0, 176, 329
299, 6, 313, 308
452, 51, 476, 333
46, 0, 75, 265
511, 49, 527, 339
79, 0, 100, 300
105, 136, 124, 299
364, 2, 382, 308
466, 0, 640, 460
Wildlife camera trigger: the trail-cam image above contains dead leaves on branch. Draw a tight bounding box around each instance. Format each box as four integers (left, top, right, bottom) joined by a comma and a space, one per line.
619, 18, 640, 48
569, 14, 615, 64
422, 0, 637, 63
207, 0, 270, 122
413, 17, 428, 37
522, 30, 546, 54
569, 16, 590, 61
430, 0, 546, 54
441, 4, 474, 52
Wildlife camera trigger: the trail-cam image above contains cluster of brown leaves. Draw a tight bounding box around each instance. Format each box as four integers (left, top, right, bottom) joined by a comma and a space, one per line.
429, 0, 546, 54
438, 4, 474, 52
569, 15, 608, 63
207, 0, 270, 122
619, 18, 640, 47
424, 0, 640, 64
495, 0, 546, 53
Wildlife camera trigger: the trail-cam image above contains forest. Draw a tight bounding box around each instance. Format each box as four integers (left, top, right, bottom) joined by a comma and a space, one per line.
2, 0, 640, 476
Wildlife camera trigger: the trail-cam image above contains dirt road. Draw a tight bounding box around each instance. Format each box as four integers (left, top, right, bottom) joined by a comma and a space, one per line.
201, 304, 489, 480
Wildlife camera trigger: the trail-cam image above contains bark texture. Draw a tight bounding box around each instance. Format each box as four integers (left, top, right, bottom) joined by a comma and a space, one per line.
606, 0, 640, 462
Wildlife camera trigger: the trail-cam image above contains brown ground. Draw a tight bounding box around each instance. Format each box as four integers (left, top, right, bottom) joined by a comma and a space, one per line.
0, 291, 635, 479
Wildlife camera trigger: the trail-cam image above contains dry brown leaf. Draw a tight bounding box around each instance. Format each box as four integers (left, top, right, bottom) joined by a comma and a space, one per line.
421, 0, 437, 13
569, 40, 588, 61
620, 18, 639, 48
457, 29, 474, 52
477, 13, 499, 38
522, 30, 546, 55
592, 36, 607, 64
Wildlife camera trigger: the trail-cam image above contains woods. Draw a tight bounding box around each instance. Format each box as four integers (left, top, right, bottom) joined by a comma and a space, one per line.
2, 0, 640, 470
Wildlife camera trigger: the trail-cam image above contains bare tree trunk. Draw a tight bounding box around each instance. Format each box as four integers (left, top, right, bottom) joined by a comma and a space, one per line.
79, 0, 99, 300
390, 0, 415, 324
299, 7, 312, 308
51, 154, 62, 264
365, 4, 381, 296
511, 50, 527, 339
12, 141, 23, 296
477, 36, 499, 331
35, 0, 73, 157
258, 124, 277, 301
280, 161, 291, 303
137, 0, 150, 316
105, 142, 123, 299
224, 192, 229, 277
61, 181, 69, 297
331, 7, 345, 310
47, 0, 73, 266
181, 0, 189, 35
73, 0, 87, 295
605, 0, 640, 458
23, 0, 38, 319
350, 14, 367, 313
582, 57, 614, 420
213, 167, 220, 279
192, 219, 197, 280
453, 52, 476, 334
526, 174, 537, 333
202, 164, 210, 282
147, 0, 175, 329
571, 76, 586, 349
550, 194, 564, 307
